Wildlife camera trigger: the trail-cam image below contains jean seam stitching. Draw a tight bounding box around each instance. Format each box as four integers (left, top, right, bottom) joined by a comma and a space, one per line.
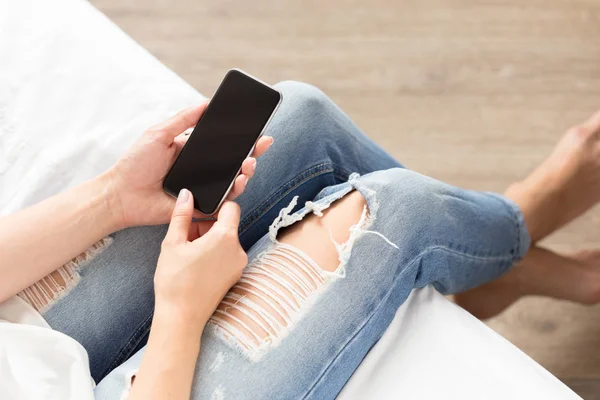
302, 243, 516, 398
103, 312, 153, 377
332, 165, 352, 182
239, 162, 334, 234
489, 193, 523, 259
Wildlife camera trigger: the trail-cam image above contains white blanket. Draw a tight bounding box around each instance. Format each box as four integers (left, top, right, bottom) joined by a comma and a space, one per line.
0, 0, 579, 398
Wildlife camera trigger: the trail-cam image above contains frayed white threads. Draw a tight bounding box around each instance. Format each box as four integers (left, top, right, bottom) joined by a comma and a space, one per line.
208, 242, 330, 362
268, 196, 302, 241
18, 237, 113, 313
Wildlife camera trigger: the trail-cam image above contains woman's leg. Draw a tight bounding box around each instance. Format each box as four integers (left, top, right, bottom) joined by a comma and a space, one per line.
455, 246, 600, 319
40, 81, 403, 382
96, 168, 531, 399
455, 110, 600, 318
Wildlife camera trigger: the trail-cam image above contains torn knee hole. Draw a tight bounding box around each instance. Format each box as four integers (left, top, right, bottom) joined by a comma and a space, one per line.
277, 190, 370, 273
208, 190, 375, 360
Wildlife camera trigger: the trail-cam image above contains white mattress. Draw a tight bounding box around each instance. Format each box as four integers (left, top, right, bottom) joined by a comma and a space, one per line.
0, 0, 580, 398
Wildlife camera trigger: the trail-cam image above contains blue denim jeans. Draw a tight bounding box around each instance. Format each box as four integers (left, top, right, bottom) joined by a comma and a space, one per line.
42, 81, 530, 399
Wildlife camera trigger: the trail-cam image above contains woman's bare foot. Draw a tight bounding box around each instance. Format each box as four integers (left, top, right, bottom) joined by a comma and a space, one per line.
455, 247, 600, 319
505, 110, 600, 242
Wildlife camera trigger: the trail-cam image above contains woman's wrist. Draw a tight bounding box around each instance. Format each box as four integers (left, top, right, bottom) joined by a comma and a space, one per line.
92, 170, 129, 232
154, 301, 210, 338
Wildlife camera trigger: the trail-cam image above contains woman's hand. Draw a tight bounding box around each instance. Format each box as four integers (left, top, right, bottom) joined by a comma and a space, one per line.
154, 188, 247, 327
105, 103, 273, 229
129, 189, 244, 399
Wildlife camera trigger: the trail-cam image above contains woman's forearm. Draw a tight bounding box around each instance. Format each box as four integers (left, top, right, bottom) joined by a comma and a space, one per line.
128, 308, 204, 400
0, 173, 122, 302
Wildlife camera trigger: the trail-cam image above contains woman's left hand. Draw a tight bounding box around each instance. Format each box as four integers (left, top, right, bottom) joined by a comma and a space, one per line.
105, 102, 273, 228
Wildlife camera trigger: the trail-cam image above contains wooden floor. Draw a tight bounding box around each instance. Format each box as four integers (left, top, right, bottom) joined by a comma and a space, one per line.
91, 0, 600, 397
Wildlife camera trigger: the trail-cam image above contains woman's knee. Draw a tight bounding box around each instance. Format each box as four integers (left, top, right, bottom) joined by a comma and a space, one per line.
351, 168, 474, 246
360, 168, 528, 258
274, 80, 330, 113
269, 81, 345, 146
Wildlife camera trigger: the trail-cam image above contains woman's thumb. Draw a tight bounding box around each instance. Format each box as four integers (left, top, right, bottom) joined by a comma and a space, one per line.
165, 188, 193, 243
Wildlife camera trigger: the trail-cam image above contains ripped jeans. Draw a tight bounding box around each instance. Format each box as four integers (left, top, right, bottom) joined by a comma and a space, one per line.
41, 81, 530, 399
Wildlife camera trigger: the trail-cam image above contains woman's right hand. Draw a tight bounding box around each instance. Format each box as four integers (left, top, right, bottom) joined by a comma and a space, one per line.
154, 188, 248, 329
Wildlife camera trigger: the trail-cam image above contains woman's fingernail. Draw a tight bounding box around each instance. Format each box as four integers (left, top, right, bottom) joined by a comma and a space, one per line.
265, 136, 274, 145
243, 176, 248, 187
251, 159, 257, 170
177, 188, 190, 204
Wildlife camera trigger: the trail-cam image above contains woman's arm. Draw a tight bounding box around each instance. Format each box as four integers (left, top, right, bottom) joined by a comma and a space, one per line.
0, 103, 272, 303
129, 310, 204, 400
129, 191, 247, 400
0, 175, 121, 303
0, 104, 208, 302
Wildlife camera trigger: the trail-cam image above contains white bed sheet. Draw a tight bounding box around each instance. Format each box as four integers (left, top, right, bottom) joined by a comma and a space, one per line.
0, 0, 579, 398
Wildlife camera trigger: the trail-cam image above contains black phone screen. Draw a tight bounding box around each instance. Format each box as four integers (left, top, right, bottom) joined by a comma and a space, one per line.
163, 70, 281, 214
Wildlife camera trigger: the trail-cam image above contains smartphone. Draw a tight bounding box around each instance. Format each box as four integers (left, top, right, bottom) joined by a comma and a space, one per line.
163, 69, 282, 215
